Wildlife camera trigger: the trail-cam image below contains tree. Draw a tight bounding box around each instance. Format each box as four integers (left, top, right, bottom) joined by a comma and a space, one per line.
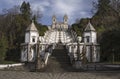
71, 0, 120, 62
36, 24, 48, 36
92, 0, 119, 29
97, 0, 110, 14
71, 18, 90, 36
71, 24, 81, 36
32, 8, 43, 22
100, 28, 120, 62
0, 1, 48, 62
111, 0, 120, 16
0, 34, 8, 61
0, 5, 31, 62
20, 1, 31, 20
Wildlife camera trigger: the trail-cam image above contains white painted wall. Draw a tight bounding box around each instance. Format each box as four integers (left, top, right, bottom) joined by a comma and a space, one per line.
85, 46, 90, 62
66, 43, 100, 63
91, 31, 97, 43
28, 48, 35, 62
23, 23, 100, 63
83, 31, 97, 43
30, 31, 39, 43
25, 31, 39, 44
25, 32, 30, 43
21, 49, 27, 62
83, 32, 90, 43
0, 63, 24, 69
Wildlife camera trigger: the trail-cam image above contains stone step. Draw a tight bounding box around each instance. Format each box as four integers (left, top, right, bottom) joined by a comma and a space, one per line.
44, 45, 75, 72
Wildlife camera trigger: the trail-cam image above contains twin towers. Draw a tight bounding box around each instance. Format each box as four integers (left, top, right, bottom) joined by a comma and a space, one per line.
52, 14, 69, 29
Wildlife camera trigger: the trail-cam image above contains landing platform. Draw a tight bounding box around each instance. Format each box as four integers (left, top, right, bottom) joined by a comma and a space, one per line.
0, 71, 119, 79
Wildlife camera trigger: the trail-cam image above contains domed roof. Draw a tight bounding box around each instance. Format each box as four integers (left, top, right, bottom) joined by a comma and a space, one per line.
84, 21, 95, 32
26, 20, 38, 32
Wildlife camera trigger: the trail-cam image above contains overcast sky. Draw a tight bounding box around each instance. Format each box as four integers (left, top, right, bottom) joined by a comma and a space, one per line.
0, 0, 97, 25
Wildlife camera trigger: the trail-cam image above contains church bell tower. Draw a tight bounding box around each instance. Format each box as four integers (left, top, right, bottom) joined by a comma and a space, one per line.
63, 14, 68, 29
52, 15, 56, 29
63, 14, 68, 24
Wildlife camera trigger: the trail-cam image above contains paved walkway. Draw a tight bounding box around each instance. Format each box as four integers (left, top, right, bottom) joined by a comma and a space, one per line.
0, 71, 120, 79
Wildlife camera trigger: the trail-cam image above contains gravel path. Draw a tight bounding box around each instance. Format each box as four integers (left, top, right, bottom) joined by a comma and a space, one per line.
0, 71, 120, 79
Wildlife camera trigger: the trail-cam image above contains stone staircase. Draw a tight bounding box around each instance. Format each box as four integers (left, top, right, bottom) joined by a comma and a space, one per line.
44, 44, 75, 72
6, 44, 77, 72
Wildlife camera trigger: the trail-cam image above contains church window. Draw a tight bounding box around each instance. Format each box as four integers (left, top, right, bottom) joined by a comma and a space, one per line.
32, 36, 35, 42
86, 36, 90, 43
53, 19, 55, 21
65, 19, 67, 22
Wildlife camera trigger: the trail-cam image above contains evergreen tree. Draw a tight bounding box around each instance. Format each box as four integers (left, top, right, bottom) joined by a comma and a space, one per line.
20, 1, 31, 20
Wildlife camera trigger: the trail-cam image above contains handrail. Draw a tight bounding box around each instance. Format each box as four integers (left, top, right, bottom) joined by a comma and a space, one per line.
44, 52, 50, 65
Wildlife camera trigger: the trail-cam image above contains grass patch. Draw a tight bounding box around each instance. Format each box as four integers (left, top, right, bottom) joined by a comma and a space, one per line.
99, 61, 120, 64
0, 61, 18, 64
108, 62, 120, 64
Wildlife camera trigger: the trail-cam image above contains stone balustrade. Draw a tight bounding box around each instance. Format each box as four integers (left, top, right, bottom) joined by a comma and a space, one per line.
0, 63, 24, 69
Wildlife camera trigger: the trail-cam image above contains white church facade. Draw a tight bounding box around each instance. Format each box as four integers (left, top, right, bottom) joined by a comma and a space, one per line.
21, 14, 100, 69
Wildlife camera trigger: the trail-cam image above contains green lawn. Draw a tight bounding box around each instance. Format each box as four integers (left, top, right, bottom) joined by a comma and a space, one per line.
98, 61, 120, 64
109, 62, 120, 64
0, 61, 18, 64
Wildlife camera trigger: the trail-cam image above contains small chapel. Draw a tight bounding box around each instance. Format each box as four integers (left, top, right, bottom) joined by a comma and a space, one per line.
21, 14, 100, 70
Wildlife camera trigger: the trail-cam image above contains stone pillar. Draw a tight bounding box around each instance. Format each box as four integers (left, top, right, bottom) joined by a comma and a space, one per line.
77, 43, 81, 61
35, 40, 42, 71
69, 46, 72, 53
27, 44, 30, 62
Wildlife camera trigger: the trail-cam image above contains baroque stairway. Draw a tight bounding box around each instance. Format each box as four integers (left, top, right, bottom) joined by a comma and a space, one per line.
44, 44, 75, 72
44, 30, 73, 44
